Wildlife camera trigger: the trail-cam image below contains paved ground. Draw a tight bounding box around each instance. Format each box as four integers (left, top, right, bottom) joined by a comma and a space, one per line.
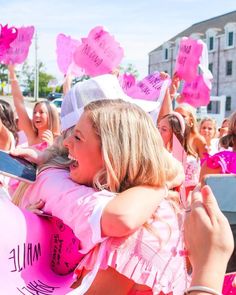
0, 95, 45, 113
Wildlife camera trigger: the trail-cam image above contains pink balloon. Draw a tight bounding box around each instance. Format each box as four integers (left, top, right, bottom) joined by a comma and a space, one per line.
0, 24, 18, 57
125, 72, 171, 101
73, 26, 124, 77
0, 26, 34, 64
0, 196, 81, 293
56, 33, 84, 76
180, 74, 211, 107
174, 37, 203, 82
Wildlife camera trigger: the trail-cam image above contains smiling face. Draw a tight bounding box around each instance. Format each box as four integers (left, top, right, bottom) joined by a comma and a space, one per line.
32, 102, 49, 131
158, 117, 173, 149
63, 111, 104, 186
199, 119, 216, 142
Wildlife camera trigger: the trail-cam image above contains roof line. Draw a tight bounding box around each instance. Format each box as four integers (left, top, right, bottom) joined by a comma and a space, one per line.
192, 10, 236, 26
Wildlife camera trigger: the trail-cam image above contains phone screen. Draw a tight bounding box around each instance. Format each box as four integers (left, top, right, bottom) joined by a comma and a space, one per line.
0, 150, 37, 183
204, 174, 236, 222
204, 174, 236, 273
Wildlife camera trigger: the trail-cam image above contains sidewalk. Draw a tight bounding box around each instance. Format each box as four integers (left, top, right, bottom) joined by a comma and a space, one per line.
0, 95, 45, 112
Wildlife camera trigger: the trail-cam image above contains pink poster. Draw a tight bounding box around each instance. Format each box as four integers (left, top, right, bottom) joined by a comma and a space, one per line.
56, 33, 84, 76
125, 72, 171, 102
0, 194, 81, 294
0, 24, 18, 57
179, 74, 211, 107
73, 26, 124, 77
118, 73, 136, 92
0, 26, 34, 64
174, 37, 203, 82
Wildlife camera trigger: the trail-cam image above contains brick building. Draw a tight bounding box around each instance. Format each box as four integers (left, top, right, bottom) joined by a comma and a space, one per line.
148, 10, 236, 117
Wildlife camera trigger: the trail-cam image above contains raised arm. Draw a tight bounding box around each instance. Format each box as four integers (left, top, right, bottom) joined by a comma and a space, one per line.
157, 72, 180, 124
8, 64, 34, 139
63, 73, 73, 96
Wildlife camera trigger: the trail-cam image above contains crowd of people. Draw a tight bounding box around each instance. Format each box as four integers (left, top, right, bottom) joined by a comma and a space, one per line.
0, 65, 235, 294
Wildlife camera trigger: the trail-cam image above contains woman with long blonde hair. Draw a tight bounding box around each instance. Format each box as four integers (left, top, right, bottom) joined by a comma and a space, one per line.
12, 99, 189, 294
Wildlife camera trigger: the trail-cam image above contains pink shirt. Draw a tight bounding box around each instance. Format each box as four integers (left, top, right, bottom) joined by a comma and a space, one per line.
20, 168, 113, 252
73, 197, 191, 294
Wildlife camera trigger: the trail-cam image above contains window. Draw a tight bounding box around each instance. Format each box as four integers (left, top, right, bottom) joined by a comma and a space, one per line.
164, 48, 168, 60
209, 62, 213, 74
227, 31, 234, 47
224, 23, 236, 48
207, 101, 212, 112
226, 61, 233, 76
209, 36, 214, 51
226, 96, 231, 111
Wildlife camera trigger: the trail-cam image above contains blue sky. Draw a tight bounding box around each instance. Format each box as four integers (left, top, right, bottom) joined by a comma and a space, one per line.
1, 0, 236, 80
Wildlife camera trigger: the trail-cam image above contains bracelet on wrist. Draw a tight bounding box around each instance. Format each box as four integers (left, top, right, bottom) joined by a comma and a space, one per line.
185, 286, 222, 295
9, 78, 17, 82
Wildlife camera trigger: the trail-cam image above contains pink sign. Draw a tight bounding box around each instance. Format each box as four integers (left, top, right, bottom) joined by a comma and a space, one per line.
73, 26, 124, 77
56, 33, 84, 76
118, 73, 136, 92
0, 26, 34, 64
0, 24, 18, 57
174, 37, 203, 82
125, 72, 171, 101
180, 74, 211, 107
0, 194, 81, 294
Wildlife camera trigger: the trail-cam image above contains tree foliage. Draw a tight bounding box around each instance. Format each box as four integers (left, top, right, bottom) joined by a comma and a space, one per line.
0, 64, 8, 83
119, 63, 139, 78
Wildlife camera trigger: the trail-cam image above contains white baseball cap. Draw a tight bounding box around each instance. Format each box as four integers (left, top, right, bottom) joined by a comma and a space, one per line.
61, 74, 161, 131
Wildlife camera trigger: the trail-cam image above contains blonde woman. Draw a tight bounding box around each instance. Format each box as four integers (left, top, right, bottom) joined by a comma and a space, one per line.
199, 117, 218, 155
8, 64, 60, 149
12, 99, 189, 294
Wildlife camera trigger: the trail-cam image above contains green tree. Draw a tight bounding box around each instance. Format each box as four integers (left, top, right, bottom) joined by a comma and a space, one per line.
119, 63, 139, 78
0, 64, 8, 82
21, 61, 56, 98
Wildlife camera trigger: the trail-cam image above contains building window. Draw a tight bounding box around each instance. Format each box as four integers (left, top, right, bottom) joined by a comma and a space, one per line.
209, 36, 214, 51
226, 96, 231, 111
209, 62, 213, 74
207, 101, 212, 112
164, 48, 169, 60
227, 31, 234, 47
226, 61, 233, 76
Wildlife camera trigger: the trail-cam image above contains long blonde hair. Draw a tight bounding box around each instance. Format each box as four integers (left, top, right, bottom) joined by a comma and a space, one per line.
32, 101, 60, 136
85, 99, 178, 193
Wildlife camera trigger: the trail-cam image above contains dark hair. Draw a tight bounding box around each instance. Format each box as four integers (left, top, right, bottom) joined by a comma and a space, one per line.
0, 99, 18, 145
161, 113, 184, 146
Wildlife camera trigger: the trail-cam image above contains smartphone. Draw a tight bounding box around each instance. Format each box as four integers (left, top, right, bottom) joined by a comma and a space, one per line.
203, 174, 236, 273
203, 174, 236, 224
0, 150, 37, 183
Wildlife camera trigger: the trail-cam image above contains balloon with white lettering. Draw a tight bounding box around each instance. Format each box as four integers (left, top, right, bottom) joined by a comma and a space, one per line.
174, 37, 203, 82
0, 194, 82, 294
0, 26, 34, 64
56, 33, 84, 76
0, 24, 18, 58
179, 74, 211, 107
73, 26, 124, 77
125, 72, 171, 102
